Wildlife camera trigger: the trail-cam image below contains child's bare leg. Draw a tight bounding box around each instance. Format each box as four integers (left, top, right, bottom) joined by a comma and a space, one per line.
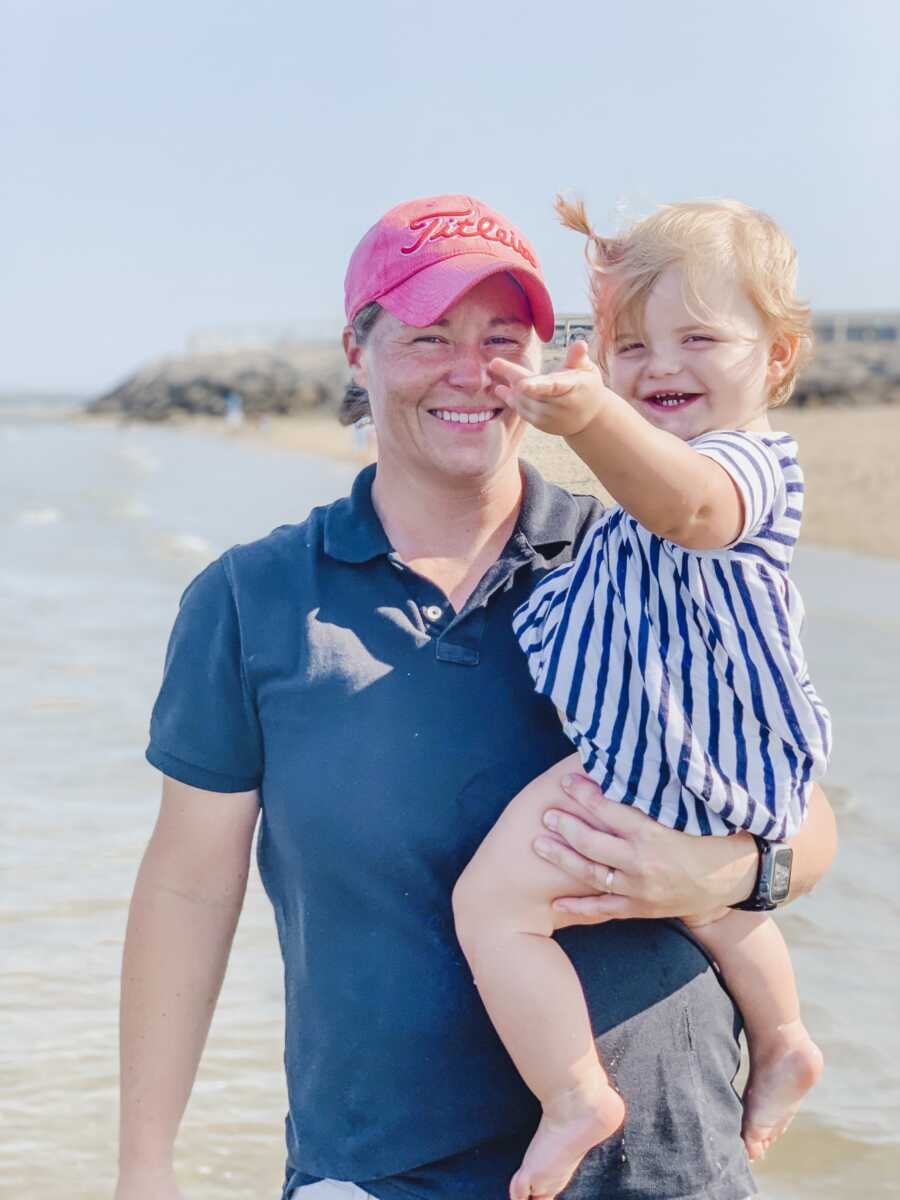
686, 908, 824, 1161
452, 754, 624, 1200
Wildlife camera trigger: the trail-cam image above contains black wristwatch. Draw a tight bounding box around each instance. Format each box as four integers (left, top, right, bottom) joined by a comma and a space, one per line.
731, 835, 793, 911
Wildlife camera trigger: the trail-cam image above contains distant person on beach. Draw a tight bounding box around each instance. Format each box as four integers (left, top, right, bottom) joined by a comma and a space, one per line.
454, 198, 830, 1199
117, 194, 837, 1200
223, 388, 244, 429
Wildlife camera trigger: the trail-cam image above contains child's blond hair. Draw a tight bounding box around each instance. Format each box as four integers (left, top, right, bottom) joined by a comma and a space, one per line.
556, 196, 813, 406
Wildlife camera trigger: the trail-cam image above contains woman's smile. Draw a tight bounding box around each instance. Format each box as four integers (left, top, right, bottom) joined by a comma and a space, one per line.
428, 405, 505, 427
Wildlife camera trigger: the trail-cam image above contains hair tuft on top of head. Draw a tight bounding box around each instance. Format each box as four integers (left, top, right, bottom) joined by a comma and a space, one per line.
554, 194, 616, 271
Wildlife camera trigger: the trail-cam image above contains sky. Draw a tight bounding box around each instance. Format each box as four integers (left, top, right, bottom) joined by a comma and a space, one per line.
3, 0, 899, 393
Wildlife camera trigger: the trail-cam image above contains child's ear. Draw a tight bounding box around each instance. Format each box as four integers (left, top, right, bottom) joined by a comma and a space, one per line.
767, 331, 799, 390
343, 326, 368, 390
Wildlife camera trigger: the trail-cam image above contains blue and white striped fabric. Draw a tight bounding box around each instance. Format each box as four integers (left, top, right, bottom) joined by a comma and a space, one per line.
513, 431, 831, 841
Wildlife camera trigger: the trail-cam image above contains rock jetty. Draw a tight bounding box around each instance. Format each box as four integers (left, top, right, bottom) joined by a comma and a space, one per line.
85, 346, 348, 421
790, 343, 900, 407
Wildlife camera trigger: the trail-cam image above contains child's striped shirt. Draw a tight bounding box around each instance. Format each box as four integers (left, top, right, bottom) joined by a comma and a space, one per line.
513, 430, 831, 841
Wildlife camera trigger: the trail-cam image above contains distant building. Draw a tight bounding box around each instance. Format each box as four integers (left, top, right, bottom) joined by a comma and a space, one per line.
553, 313, 596, 347
812, 311, 899, 345
552, 311, 900, 348
186, 320, 341, 354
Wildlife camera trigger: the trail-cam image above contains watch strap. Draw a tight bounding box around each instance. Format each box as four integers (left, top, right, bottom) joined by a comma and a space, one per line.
731, 834, 778, 911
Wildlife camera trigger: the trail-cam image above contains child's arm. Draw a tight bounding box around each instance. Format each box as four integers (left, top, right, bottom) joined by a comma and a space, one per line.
489, 342, 745, 551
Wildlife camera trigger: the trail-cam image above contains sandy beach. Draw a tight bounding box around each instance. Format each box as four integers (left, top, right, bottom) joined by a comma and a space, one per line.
224, 404, 900, 561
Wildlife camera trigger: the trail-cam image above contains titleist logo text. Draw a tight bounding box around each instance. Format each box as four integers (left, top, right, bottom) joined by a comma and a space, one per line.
400, 207, 537, 267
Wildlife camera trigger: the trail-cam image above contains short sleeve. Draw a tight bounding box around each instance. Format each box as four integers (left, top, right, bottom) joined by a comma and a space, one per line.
691, 430, 784, 543
146, 555, 264, 792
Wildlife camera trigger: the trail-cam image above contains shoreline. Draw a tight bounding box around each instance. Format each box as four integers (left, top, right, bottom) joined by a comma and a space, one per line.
74, 404, 900, 561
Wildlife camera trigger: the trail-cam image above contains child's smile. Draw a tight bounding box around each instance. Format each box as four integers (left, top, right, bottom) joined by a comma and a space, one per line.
640, 389, 702, 412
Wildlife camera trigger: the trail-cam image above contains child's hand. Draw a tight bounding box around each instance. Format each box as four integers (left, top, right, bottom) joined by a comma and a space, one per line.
489, 340, 607, 437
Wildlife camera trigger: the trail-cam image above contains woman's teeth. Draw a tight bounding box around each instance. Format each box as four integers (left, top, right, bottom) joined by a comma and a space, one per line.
432, 409, 497, 424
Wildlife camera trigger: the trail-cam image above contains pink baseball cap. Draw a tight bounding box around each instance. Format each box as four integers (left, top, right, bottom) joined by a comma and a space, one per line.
344, 194, 556, 342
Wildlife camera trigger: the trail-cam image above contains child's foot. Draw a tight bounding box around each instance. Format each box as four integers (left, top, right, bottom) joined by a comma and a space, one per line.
509, 1083, 625, 1200
741, 1020, 824, 1161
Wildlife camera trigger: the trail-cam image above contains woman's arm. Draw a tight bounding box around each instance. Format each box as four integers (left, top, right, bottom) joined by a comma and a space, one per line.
531, 774, 837, 925
116, 776, 259, 1200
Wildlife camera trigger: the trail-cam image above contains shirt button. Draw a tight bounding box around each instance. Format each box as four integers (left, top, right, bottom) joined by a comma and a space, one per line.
422, 604, 443, 622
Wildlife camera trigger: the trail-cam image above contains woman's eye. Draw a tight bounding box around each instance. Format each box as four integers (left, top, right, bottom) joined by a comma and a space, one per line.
413, 336, 446, 345
685, 334, 714, 344
487, 336, 521, 348
617, 342, 644, 354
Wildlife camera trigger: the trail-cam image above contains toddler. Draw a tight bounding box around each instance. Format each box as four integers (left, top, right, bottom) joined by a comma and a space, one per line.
452, 197, 831, 1200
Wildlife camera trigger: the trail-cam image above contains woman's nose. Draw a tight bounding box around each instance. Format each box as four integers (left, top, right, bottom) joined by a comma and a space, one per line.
446, 348, 490, 392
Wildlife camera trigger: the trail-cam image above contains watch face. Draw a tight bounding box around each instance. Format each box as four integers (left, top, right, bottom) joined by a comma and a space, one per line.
770, 848, 793, 903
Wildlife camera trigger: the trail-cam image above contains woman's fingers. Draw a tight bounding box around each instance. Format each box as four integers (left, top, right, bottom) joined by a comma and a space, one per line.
560, 772, 648, 831
552, 893, 637, 920
551, 902, 616, 927
539, 810, 635, 873
533, 828, 633, 894
552, 771, 760, 918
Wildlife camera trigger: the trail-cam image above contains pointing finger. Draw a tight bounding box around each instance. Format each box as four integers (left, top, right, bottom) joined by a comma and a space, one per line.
564, 339, 586, 368
564, 339, 596, 370
488, 356, 533, 387
519, 376, 576, 399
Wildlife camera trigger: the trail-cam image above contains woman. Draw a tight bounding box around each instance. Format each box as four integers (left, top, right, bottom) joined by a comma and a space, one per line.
117, 194, 836, 1200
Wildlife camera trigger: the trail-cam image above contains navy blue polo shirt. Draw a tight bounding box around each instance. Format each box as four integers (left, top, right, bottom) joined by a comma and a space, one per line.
147, 462, 755, 1200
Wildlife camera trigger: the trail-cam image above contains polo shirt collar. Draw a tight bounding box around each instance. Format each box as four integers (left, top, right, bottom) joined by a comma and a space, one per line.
323, 464, 391, 562
515, 460, 583, 555
323, 461, 583, 564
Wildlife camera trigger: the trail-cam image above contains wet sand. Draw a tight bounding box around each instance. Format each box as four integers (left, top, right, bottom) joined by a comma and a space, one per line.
224, 404, 900, 560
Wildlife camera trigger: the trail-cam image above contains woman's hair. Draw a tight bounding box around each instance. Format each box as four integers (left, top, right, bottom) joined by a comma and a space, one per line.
556, 195, 813, 406
339, 301, 383, 426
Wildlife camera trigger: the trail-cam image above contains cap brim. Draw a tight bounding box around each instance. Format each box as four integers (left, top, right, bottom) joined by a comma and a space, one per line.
376, 254, 556, 343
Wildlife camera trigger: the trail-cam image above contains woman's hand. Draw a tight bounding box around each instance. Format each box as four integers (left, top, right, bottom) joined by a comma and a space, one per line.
533, 771, 759, 925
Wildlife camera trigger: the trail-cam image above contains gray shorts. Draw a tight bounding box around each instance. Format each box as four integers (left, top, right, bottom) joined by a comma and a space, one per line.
290, 1183, 374, 1199
289, 1183, 756, 1200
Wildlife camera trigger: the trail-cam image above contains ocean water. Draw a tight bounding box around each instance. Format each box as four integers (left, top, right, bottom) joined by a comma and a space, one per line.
2, 413, 898, 1198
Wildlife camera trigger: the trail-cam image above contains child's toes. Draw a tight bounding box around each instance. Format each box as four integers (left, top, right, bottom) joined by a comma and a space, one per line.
509, 1168, 532, 1200
742, 1135, 764, 1161
510, 1169, 560, 1200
